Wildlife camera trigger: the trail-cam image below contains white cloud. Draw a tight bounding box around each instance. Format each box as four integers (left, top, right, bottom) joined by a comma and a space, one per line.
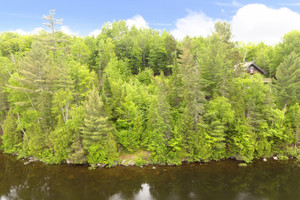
232, 4, 300, 44
171, 4, 300, 44
126, 15, 149, 29
170, 11, 217, 40
10, 27, 43, 35
88, 29, 101, 37
60, 25, 79, 36
216, 0, 242, 7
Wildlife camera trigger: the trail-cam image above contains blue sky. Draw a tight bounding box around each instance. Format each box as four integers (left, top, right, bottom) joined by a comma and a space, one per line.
1, 0, 300, 44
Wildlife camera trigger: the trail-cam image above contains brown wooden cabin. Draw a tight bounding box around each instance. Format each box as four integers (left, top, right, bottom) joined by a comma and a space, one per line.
243, 62, 267, 75
235, 62, 271, 83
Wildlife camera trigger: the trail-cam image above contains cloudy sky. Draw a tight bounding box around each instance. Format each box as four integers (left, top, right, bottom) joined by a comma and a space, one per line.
1, 0, 300, 44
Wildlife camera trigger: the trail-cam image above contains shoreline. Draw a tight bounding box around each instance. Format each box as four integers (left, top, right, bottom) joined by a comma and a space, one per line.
0, 151, 295, 169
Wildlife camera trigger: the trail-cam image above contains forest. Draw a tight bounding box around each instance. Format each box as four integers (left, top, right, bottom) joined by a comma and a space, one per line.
0, 10, 299, 168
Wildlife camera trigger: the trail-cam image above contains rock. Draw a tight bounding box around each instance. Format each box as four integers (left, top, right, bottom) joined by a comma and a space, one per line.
263, 158, 267, 162
127, 161, 135, 166
24, 161, 30, 165
28, 156, 37, 162
152, 166, 156, 169
24, 157, 37, 165
273, 156, 278, 160
97, 163, 106, 168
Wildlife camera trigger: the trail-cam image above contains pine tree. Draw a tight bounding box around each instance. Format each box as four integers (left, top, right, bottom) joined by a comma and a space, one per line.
273, 52, 300, 109
40, 9, 69, 61
178, 38, 206, 131
199, 22, 238, 98
145, 96, 169, 164
1, 111, 21, 153
0, 57, 12, 122
7, 41, 53, 131
204, 96, 234, 159
81, 88, 114, 150
68, 133, 86, 164
115, 84, 143, 152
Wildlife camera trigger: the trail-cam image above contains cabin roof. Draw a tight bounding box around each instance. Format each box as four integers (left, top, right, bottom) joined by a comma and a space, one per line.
243, 62, 267, 75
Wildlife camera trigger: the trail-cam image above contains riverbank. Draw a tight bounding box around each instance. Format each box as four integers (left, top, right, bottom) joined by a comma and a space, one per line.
4, 148, 300, 169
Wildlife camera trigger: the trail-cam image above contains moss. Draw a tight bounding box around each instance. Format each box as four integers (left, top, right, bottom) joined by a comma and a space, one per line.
238, 163, 247, 167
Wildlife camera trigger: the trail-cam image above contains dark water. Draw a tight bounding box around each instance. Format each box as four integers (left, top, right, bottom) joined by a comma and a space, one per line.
1, 153, 300, 200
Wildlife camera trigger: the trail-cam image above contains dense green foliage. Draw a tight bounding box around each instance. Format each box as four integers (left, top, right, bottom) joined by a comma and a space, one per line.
0, 11, 299, 166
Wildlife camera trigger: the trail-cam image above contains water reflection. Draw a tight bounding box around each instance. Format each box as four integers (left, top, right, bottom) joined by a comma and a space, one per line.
134, 183, 154, 200
109, 183, 155, 200
1, 153, 300, 200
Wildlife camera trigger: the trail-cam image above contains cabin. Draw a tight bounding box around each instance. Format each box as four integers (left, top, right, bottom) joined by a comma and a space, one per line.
235, 61, 271, 83
243, 62, 267, 75
235, 61, 267, 75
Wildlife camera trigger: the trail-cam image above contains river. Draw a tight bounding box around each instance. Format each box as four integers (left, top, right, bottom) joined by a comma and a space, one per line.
1, 152, 300, 200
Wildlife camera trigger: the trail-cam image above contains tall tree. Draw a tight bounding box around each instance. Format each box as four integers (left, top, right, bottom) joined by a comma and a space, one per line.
273, 53, 300, 109
41, 9, 69, 61
81, 88, 115, 150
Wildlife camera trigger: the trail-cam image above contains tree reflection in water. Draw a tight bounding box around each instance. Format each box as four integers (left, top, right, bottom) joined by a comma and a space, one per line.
1, 153, 300, 200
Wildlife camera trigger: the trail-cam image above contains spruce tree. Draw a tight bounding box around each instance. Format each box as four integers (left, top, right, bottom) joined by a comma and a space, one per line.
81, 88, 114, 150
178, 38, 206, 132
145, 96, 169, 164
68, 133, 86, 164
273, 52, 300, 109
204, 96, 234, 159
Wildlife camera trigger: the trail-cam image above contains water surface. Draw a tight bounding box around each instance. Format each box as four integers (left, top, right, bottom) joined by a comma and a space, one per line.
1, 153, 300, 200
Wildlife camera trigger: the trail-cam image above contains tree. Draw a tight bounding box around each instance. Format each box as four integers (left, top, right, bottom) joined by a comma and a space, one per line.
81, 88, 115, 150
273, 53, 300, 109
7, 41, 53, 133
198, 22, 239, 98
115, 83, 144, 152
204, 96, 234, 159
0, 56, 13, 122
41, 9, 69, 61
1, 111, 20, 153
144, 96, 169, 164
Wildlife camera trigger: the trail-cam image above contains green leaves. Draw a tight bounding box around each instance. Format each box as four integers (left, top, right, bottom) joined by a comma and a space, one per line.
1, 19, 299, 166
273, 52, 300, 108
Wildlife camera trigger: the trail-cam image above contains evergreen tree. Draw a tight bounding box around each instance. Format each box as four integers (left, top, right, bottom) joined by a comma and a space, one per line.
7, 41, 53, 134
178, 38, 206, 131
115, 84, 144, 152
81, 88, 115, 150
204, 96, 234, 159
199, 22, 238, 98
273, 53, 300, 109
68, 132, 86, 164
144, 96, 169, 164
40, 9, 69, 61
1, 111, 20, 153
